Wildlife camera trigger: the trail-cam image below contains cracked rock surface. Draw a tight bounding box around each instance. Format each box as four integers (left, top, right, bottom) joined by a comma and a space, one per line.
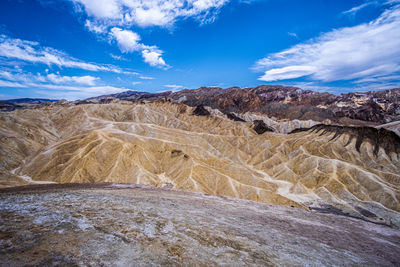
1, 183, 399, 266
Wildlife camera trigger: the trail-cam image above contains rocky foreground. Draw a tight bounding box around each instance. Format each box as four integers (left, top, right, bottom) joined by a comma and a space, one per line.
0, 183, 400, 266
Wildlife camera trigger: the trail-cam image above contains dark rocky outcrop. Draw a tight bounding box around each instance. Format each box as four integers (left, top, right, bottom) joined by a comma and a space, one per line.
167, 86, 400, 124
226, 113, 246, 122
74, 100, 93, 105
290, 124, 400, 156
192, 105, 210, 116
253, 120, 274, 134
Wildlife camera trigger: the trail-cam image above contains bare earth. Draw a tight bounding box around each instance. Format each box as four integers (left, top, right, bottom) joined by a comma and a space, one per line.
0, 183, 399, 266
1, 102, 400, 228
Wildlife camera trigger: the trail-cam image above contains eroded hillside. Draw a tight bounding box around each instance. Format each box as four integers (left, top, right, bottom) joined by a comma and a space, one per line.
0, 101, 399, 227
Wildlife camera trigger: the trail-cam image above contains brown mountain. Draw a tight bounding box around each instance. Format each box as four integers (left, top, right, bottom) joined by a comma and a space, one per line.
85, 86, 400, 125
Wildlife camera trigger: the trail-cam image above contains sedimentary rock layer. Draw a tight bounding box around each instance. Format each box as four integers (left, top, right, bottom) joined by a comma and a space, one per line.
0, 101, 399, 227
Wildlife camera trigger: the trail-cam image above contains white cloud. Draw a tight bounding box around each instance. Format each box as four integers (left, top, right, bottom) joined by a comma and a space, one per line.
342, 1, 378, 16
141, 48, 169, 69
0, 66, 142, 100
74, 0, 121, 19
110, 27, 141, 52
0, 70, 99, 86
258, 66, 316, 82
0, 68, 132, 100
0, 79, 26, 88
34, 83, 125, 93
85, 20, 108, 33
110, 53, 125, 60
288, 32, 298, 38
0, 35, 136, 74
34, 85, 128, 100
163, 84, 184, 92
46, 73, 99, 86
138, 75, 154, 80
255, 4, 400, 85
355, 74, 400, 83
71, 0, 231, 69
131, 81, 141, 85
109, 27, 169, 68
72, 0, 229, 28
0, 77, 129, 100
165, 84, 183, 89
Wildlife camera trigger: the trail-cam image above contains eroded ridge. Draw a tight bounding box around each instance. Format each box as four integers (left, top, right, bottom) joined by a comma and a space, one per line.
0, 101, 399, 227
291, 124, 400, 156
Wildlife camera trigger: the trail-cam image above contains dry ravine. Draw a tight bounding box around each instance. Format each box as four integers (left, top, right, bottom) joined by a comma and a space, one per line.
1, 101, 400, 228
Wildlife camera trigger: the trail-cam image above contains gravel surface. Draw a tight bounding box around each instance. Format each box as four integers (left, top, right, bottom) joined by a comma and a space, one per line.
1, 183, 400, 266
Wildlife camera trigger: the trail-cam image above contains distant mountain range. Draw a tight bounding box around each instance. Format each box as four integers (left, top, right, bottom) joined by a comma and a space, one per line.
84, 86, 400, 125
0, 98, 58, 112
2, 86, 400, 124
5, 98, 58, 104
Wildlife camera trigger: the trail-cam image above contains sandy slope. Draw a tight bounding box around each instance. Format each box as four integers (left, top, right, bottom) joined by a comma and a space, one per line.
0, 101, 399, 227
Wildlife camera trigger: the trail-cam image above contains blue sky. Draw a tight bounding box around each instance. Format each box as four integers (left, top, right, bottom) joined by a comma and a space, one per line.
0, 0, 399, 100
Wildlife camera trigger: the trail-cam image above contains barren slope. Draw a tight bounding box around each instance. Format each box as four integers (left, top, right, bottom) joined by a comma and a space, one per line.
1, 184, 399, 266
0, 101, 399, 226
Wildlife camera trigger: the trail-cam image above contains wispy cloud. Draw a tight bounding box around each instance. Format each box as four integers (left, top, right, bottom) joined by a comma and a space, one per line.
46, 73, 99, 86
0, 68, 130, 100
164, 84, 184, 91
254, 3, 400, 89
0, 35, 136, 74
139, 75, 154, 80
342, 1, 378, 16
0, 79, 26, 88
0, 76, 130, 100
109, 53, 126, 61
0, 70, 99, 86
33, 85, 128, 100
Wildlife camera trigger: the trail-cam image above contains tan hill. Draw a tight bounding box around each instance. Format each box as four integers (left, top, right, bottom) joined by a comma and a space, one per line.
0, 100, 399, 227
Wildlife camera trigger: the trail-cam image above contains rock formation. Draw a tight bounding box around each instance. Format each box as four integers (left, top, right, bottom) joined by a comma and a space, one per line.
0, 101, 399, 227
89, 86, 400, 125
253, 120, 274, 134
1, 184, 399, 266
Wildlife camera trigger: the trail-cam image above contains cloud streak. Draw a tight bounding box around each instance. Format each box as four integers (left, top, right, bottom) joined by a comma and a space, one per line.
0, 70, 99, 86
342, 1, 378, 16
0, 69, 130, 100
255, 4, 400, 87
0, 35, 136, 74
